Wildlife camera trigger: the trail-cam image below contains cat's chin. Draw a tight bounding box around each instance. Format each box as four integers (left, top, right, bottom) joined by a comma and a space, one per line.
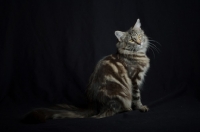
136, 44, 149, 53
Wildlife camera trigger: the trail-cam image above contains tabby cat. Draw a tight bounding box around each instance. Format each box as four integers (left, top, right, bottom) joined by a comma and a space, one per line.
23, 19, 150, 123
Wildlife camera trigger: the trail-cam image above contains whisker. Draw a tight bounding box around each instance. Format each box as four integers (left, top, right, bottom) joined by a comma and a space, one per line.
148, 39, 161, 46
148, 46, 155, 58
149, 42, 161, 51
149, 45, 160, 54
147, 36, 161, 46
149, 43, 161, 53
149, 41, 161, 47
148, 44, 154, 51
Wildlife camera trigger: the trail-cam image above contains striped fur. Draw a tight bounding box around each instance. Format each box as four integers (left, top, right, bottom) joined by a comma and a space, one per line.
23, 19, 150, 123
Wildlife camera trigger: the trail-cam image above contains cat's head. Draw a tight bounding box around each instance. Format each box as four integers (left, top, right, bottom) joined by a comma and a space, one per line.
115, 19, 149, 54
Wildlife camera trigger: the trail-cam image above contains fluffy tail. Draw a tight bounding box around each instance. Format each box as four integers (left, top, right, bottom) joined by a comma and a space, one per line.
22, 104, 96, 124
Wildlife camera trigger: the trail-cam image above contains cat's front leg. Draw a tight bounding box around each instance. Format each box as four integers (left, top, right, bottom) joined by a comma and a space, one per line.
132, 89, 149, 112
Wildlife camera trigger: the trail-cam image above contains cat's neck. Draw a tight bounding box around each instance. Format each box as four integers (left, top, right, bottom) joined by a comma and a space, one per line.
116, 50, 149, 67
117, 48, 147, 60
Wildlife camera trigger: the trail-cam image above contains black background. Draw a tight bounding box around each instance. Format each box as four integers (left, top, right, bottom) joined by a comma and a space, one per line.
1, 0, 200, 131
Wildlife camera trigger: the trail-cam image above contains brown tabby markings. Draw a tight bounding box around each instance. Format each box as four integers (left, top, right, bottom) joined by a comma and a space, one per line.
87, 54, 133, 112
85, 49, 149, 118
23, 19, 150, 123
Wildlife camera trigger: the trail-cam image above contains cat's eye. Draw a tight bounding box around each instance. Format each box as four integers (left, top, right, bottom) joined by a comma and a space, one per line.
129, 36, 137, 42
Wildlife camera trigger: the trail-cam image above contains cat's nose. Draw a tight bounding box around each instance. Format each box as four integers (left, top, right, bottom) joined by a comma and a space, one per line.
135, 40, 141, 45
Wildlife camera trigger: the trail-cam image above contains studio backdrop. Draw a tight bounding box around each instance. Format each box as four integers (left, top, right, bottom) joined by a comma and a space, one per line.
0, 0, 200, 132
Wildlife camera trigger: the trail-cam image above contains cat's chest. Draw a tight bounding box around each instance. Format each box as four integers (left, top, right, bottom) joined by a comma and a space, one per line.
124, 59, 149, 79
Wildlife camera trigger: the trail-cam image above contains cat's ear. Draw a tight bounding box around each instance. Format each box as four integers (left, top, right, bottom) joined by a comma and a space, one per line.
133, 19, 141, 29
115, 31, 126, 41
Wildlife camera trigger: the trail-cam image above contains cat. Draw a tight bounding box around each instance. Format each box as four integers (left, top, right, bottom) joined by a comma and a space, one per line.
23, 19, 150, 123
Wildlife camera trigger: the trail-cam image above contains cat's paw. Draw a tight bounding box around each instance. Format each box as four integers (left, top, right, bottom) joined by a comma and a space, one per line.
138, 105, 149, 112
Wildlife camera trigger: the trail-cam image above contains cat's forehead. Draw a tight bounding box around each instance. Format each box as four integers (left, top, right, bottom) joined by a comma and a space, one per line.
128, 28, 143, 35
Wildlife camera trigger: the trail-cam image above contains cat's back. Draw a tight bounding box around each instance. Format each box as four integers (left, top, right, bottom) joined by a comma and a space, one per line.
87, 54, 132, 101
94, 54, 128, 77
89, 54, 132, 90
